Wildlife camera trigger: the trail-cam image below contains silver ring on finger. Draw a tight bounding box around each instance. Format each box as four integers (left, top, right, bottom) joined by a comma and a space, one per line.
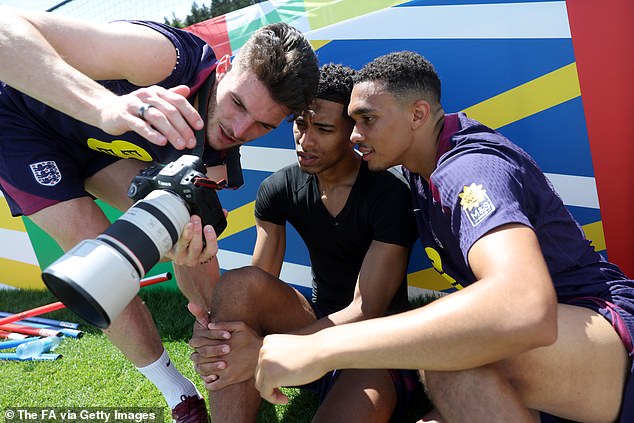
137, 103, 155, 120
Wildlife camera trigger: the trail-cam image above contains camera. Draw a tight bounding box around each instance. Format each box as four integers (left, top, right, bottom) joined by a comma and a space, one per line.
127, 154, 227, 235
41, 155, 227, 329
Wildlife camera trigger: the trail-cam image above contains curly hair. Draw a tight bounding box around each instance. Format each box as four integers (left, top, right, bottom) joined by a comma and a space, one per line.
235, 22, 319, 117
315, 63, 356, 118
355, 51, 441, 104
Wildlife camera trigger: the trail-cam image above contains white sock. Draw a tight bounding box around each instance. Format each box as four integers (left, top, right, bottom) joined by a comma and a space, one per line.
136, 349, 201, 409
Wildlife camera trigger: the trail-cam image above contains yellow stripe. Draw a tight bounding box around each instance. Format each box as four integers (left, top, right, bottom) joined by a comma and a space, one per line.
218, 201, 256, 240
582, 220, 606, 252
462, 62, 581, 129
407, 267, 455, 291
407, 219, 607, 291
310, 40, 331, 51
307, 0, 407, 33
307, 1, 411, 53
0, 258, 45, 289
0, 197, 28, 232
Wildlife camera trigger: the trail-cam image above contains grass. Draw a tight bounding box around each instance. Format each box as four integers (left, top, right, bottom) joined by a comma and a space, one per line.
0, 288, 432, 422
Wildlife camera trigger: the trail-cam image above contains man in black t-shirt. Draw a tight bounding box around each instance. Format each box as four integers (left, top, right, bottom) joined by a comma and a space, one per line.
186, 64, 420, 422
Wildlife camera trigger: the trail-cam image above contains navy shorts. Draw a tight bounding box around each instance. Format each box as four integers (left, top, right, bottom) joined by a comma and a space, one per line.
0, 112, 118, 216
300, 302, 421, 422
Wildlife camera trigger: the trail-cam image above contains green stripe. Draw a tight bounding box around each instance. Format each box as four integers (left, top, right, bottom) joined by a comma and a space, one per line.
228, 0, 307, 51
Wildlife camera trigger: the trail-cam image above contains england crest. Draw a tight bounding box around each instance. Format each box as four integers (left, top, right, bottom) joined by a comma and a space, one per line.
30, 161, 62, 186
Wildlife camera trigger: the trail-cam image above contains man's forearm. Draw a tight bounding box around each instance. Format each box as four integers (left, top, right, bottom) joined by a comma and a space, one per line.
0, 8, 118, 126
173, 259, 220, 309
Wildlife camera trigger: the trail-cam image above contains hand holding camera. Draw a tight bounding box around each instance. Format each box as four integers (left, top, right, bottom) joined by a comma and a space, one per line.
127, 154, 227, 236
167, 214, 222, 267
41, 155, 229, 329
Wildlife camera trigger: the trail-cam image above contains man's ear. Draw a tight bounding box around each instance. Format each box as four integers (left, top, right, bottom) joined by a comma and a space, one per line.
412, 99, 431, 129
216, 54, 232, 81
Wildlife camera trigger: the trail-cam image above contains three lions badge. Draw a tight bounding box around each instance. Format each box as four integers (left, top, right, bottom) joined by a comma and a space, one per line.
30, 161, 62, 186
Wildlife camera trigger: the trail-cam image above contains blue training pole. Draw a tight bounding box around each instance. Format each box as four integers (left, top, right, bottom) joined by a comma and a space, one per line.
0, 312, 79, 329
5, 320, 83, 339
0, 337, 40, 350
0, 352, 62, 361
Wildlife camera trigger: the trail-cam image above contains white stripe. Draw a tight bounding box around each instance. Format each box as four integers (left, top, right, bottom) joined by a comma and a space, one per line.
278, 261, 313, 289
287, 15, 311, 35
408, 285, 447, 301
230, 0, 312, 34
306, 2, 570, 40
0, 228, 39, 265
214, 250, 455, 302
217, 249, 312, 289
544, 173, 599, 209
225, 2, 271, 31
218, 249, 440, 300
225, 0, 304, 33
0, 283, 17, 291
240, 146, 296, 173
240, 147, 599, 209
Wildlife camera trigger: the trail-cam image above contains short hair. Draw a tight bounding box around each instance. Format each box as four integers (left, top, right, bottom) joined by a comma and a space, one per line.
315, 63, 356, 118
234, 22, 319, 117
355, 51, 441, 104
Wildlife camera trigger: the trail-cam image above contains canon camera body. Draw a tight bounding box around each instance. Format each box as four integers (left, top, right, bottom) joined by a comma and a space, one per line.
127, 154, 227, 236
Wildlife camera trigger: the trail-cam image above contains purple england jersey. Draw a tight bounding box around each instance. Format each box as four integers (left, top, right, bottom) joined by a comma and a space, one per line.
403, 113, 634, 355
0, 21, 221, 216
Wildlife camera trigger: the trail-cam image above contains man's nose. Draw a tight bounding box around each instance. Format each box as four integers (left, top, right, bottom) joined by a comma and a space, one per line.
233, 115, 256, 140
350, 126, 363, 145
298, 130, 315, 148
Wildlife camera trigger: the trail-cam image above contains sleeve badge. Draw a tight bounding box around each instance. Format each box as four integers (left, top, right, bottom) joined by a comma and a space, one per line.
458, 183, 495, 226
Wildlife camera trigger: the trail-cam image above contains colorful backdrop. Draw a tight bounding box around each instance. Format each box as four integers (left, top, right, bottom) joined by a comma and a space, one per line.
1, 0, 632, 296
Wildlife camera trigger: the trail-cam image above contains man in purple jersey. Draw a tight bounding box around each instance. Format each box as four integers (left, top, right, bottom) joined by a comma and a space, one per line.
0, 6, 318, 422
252, 51, 634, 423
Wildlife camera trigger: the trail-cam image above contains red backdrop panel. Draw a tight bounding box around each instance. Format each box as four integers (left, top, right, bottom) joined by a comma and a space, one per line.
186, 15, 232, 58
567, 0, 634, 277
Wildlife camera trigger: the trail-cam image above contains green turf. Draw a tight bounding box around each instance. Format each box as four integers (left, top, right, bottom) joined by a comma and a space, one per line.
0, 288, 432, 422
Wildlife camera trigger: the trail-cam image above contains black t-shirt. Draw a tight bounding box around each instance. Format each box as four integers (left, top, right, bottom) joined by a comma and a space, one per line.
255, 161, 417, 315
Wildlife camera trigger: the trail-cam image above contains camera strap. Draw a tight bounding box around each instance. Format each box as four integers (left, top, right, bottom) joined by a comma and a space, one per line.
191, 74, 213, 158
191, 71, 244, 190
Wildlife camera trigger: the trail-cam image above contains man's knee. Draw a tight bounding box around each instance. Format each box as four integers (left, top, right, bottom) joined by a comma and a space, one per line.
422, 365, 510, 402
216, 266, 270, 296
316, 369, 397, 423
422, 368, 471, 400
422, 360, 548, 417
210, 266, 273, 319
220, 265, 267, 284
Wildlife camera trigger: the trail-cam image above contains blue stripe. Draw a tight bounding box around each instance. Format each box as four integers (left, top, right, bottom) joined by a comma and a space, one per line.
498, 98, 593, 177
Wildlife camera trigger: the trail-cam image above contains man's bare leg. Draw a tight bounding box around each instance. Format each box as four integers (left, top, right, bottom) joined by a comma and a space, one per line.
314, 368, 397, 423
31, 161, 203, 410
421, 304, 629, 423
422, 366, 538, 423
205, 267, 317, 422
